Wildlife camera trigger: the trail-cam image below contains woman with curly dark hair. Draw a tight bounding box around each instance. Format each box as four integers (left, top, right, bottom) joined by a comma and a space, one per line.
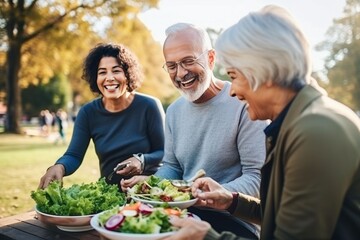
38, 43, 165, 188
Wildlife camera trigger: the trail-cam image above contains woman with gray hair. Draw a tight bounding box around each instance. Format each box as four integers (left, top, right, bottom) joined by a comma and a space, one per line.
163, 5, 360, 240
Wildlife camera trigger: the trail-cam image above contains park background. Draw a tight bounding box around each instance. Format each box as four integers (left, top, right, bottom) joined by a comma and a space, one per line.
1, 0, 359, 218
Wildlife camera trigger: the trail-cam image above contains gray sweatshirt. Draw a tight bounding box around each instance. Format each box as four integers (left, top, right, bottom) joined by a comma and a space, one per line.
157, 81, 266, 196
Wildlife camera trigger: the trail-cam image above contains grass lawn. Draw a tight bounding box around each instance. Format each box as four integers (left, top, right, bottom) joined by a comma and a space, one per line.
0, 127, 100, 218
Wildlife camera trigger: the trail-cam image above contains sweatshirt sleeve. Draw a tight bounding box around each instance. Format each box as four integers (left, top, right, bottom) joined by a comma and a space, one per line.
222, 108, 267, 197
55, 106, 91, 175
142, 97, 165, 172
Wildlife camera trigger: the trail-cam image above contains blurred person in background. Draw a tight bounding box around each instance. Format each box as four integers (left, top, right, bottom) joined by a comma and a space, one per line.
38, 110, 47, 136
54, 108, 67, 145
163, 5, 360, 240
44, 109, 53, 136
121, 23, 267, 239
38, 43, 165, 189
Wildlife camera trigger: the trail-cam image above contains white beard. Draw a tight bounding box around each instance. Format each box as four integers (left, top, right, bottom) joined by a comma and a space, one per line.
180, 72, 211, 102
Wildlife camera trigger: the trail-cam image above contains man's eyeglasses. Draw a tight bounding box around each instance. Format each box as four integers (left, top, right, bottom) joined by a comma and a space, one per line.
162, 50, 209, 74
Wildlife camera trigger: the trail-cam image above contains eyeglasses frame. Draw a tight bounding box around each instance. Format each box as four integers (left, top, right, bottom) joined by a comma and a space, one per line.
162, 50, 210, 74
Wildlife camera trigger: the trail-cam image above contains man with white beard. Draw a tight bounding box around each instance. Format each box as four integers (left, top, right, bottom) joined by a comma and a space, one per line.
121, 23, 267, 239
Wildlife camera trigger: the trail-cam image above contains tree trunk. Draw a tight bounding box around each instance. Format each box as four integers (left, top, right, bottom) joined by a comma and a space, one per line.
5, 41, 22, 134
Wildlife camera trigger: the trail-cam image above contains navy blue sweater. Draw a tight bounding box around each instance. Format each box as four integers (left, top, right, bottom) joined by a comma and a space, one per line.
56, 93, 165, 185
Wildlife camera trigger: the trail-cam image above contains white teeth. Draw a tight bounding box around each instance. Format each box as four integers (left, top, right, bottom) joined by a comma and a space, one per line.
181, 77, 195, 85
104, 85, 119, 90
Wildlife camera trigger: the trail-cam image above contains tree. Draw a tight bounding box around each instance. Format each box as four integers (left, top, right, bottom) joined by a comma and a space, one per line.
316, 0, 360, 111
0, 0, 159, 134
22, 74, 71, 119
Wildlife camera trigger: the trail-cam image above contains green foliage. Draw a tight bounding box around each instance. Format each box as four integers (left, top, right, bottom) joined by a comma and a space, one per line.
21, 74, 72, 118
1, 0, 175, 133
316, 0, 360, 111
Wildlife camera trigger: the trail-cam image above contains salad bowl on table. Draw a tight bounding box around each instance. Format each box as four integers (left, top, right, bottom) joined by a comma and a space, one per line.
91, 202, 200, 240
91, 214, 173, 240
35, 207, 94, 232
127, 175, 198, 209
31, 178, 126, 232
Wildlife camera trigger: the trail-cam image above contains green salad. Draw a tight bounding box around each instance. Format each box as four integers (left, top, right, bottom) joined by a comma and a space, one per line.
128, 175, 193, 202
98, 202, 192, 234
31, 177, 126, 216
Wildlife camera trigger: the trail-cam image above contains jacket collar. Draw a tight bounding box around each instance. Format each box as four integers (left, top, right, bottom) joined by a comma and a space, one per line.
263, 82, 327, 166
280, 83, 327, 134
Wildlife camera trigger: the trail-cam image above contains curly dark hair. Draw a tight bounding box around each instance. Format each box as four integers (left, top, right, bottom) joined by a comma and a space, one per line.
82, 43, 143, 94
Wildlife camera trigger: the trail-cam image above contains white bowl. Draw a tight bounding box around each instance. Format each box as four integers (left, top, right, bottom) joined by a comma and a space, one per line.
35, 207, 94, 232
90, 213, 174, 240
130, 196, 197, 209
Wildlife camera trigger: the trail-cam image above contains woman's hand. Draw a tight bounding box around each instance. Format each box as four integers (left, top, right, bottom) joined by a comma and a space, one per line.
117, 156, 142, 177
38, 164, 65, 189
160, 216, 211, 240
192, 177, 233, 210
120, 175, 148, 192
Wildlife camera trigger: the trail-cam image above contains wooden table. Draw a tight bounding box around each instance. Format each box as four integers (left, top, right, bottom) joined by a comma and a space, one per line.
0, 211, 103, 240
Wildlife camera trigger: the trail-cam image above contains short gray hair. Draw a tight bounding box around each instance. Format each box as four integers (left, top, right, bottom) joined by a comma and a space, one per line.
165, 23, 213, 51
215, 5, 312, 90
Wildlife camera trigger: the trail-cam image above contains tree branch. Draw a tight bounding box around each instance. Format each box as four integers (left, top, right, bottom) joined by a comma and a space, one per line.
26, 0, 38, 11
8, 0, 14, 8
22, 1, 106, 43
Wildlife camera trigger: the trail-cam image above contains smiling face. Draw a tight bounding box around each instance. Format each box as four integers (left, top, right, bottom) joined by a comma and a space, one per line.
97, 57, 128, 100
227, 68, 272, 121
163, 31, 212, 102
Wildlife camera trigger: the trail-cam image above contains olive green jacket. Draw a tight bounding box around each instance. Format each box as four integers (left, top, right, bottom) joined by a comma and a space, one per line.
205, 84, 360, 240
